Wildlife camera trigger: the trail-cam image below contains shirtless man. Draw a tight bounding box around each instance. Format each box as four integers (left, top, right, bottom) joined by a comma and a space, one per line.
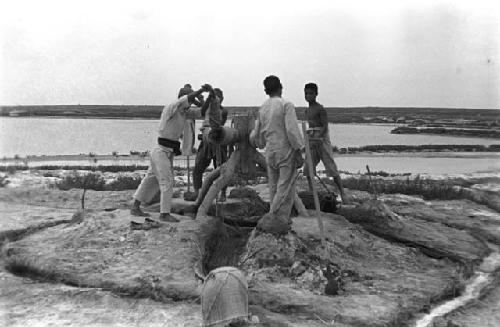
303, 82, 346, 203
189, 88, 229, 202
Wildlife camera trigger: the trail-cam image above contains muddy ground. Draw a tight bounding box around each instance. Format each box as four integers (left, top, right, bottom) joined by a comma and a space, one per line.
0, 179, 499, 326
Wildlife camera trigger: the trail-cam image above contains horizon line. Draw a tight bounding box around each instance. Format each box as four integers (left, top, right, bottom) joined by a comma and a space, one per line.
1, 104, 499, 111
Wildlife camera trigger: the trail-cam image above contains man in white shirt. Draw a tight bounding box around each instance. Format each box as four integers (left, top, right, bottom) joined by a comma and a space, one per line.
250, 75, 305, 235
131, 84, 212, 223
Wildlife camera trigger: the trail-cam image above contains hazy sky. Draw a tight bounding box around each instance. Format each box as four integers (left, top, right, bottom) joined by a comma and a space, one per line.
1, 0, 499, 108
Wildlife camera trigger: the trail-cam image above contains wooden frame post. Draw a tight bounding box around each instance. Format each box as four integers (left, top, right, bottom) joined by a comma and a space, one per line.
187, 155, 191, 192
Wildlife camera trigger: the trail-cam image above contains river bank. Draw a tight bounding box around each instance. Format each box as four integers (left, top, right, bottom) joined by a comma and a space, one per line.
2, 144, 500, 164
2, 150, 499, 169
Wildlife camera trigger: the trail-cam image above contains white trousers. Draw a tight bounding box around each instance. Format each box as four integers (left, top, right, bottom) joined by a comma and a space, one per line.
133, 147, 174, 213
266, 148, 297, 221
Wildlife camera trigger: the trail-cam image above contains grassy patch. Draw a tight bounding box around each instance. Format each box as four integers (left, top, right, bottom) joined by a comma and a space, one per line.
104, 175, 142, 191
55, 172, 106, 191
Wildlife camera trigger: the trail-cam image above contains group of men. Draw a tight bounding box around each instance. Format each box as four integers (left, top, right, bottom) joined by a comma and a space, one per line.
130, 76, 346, 234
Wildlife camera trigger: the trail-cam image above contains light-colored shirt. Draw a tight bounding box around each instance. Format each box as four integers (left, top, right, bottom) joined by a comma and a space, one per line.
158, 95, 201, 141
250, 97, 304, 160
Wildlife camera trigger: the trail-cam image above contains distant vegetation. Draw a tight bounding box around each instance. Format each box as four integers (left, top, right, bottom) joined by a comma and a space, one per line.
0, 165, 150, 173
53, 171, 177, 191
391, 126, 500, 139
1, 105, 499, 125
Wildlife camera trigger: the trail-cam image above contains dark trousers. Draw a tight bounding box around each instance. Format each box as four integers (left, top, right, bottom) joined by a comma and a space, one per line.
193, 140, 228, 190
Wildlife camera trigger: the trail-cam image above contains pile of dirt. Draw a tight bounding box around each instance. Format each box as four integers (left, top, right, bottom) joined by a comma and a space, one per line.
239, 213, 464, 326
339, 199, 490, 266
388, 198, 500, 245
4, 209, 220, 301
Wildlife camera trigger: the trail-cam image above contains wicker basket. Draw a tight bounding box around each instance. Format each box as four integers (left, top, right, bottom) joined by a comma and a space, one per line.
202, 266, 248, 327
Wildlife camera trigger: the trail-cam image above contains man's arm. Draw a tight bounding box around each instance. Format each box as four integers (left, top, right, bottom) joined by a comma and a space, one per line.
221, 107, 228, 126
192, 94, 205, 108
249, 116, 263, 149
187, 84, 211, 104
173, 84, 212, 117
284, 101, 305, 151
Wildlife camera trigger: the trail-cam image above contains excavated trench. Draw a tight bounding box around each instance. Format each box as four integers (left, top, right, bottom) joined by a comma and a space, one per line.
201, 224, 253, 274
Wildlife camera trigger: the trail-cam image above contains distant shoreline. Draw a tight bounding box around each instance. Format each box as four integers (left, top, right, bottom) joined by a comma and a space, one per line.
2, 151, 499, 164
2, 144, 499, 162
1, 105, 499, 124
391, 126, 500, 139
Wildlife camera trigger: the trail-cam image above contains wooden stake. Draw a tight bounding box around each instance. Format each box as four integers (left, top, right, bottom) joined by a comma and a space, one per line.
366, 165, 378, 199
187, 155, 191, 192
301, 122, 326, 246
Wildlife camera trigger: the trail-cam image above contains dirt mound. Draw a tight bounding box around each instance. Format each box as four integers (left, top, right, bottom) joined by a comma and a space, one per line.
239, 213, 463, 326
4, 209, 220, 301
389, 199, 500, 245
340, 199, 490, 265
2, 185, 496, 326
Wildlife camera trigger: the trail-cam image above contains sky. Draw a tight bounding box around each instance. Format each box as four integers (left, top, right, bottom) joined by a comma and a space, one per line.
0, 0, 499, 108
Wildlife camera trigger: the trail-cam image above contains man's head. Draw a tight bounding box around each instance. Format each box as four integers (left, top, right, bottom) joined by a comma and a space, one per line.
263, 75, 282, 96
304, 83, 318, 103
214, 88, 224, 103
178, 84, 193, 98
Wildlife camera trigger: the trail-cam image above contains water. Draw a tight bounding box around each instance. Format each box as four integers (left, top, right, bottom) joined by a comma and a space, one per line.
1, 117, 498, 157
1, 117, 499, 175
335, 154, 500, 175
414, 251, 500, 327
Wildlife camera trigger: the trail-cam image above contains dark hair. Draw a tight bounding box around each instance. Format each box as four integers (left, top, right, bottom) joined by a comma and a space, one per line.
214, 88, 223, 98
178, 85, 192, 98
263, 75, 282, 95
304, 83, 318, 94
